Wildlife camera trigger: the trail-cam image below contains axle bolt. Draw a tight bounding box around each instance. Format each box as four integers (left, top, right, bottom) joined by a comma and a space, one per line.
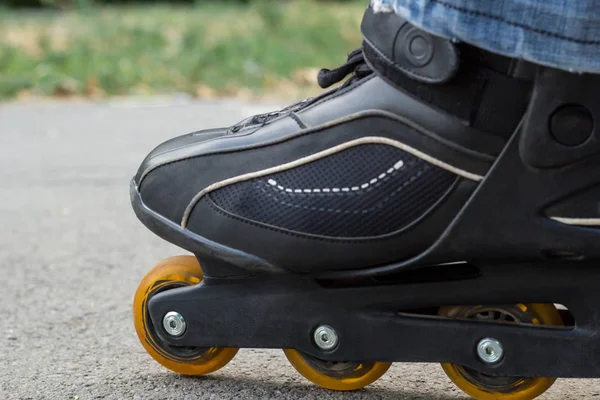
163, 311, 187, 337
477, 337, 504, 364
314, 325, 339, 350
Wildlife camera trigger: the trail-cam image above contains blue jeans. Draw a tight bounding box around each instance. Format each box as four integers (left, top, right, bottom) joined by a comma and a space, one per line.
372, 0, 600, 73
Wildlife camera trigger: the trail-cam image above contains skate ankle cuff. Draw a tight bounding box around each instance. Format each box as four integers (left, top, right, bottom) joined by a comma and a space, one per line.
361, 5, 459, 84
360, 5, 533, 137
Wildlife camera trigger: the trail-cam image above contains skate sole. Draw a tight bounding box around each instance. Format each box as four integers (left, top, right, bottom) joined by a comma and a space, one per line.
130, 179, 280, 274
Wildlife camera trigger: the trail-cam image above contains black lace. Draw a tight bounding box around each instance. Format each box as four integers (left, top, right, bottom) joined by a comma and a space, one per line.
317, 48, 373, 89
230, 49, 373, 133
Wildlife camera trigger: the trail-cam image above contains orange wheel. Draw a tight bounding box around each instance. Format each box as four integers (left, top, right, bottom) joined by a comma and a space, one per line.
439, 303, 563, 400
133, 255, 238, 375
283, 349, 391, 391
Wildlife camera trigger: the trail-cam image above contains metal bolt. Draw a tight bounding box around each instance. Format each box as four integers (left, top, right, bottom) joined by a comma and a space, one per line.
313, 325, 338, 350
477, 337, 503, 364
163, 311, 186, 337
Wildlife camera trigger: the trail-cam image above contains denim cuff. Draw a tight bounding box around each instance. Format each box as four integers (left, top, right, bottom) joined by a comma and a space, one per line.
372, 0, 600, 73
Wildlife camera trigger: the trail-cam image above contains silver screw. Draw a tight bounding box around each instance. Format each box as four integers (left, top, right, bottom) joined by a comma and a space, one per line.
477, 337, 504, 364
162, 311, 187, 337
313, 325, 339, 350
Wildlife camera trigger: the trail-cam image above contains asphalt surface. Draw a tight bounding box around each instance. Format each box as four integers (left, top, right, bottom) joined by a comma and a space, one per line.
2, 98, 600, 400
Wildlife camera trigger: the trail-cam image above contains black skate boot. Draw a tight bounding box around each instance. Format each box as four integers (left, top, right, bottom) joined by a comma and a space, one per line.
131, 4, 600, 400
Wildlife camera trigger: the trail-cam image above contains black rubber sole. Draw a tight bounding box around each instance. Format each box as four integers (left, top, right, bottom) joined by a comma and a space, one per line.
130, 179, 280, 274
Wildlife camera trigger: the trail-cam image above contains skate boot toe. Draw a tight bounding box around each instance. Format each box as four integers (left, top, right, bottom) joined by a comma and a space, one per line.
135, 127, 229, 184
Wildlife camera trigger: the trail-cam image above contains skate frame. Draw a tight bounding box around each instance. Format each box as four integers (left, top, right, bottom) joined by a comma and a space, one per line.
138, 68, 600, 377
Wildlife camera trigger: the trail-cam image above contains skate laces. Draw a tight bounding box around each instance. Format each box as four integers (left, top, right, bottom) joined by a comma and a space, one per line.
317, 48, 373, 89
230, 48, 373, 133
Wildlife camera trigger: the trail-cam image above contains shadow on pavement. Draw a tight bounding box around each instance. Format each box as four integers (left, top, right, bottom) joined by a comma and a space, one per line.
171, 374, 466, 399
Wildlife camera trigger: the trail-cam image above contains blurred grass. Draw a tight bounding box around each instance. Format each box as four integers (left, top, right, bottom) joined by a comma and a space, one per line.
0, 0, 366, 100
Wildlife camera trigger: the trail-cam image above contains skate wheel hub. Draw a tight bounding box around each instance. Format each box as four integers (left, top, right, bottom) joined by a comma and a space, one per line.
283, 348, 392, 391
313, 325, 338, 350
132, 255, 238, 376
440, 304, 563, 400
476, 337, 503, 364
163, 311, 186, 337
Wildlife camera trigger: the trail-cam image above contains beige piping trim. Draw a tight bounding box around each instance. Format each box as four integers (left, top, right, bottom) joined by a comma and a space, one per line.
550, 217, 600, 226
181, 136, 484, 227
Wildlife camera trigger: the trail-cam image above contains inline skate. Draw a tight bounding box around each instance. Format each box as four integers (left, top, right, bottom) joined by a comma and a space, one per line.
130, 4, 600, 399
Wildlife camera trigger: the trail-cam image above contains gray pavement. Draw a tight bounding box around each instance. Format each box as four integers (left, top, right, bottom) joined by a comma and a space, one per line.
1, 98, 599, 400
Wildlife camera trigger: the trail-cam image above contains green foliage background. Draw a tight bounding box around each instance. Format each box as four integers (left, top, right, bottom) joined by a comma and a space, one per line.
0, 0, 365, 99
1, 0, 356, 8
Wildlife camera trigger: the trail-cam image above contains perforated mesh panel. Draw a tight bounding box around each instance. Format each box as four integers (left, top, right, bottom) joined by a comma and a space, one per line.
208, 144, 457, 237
